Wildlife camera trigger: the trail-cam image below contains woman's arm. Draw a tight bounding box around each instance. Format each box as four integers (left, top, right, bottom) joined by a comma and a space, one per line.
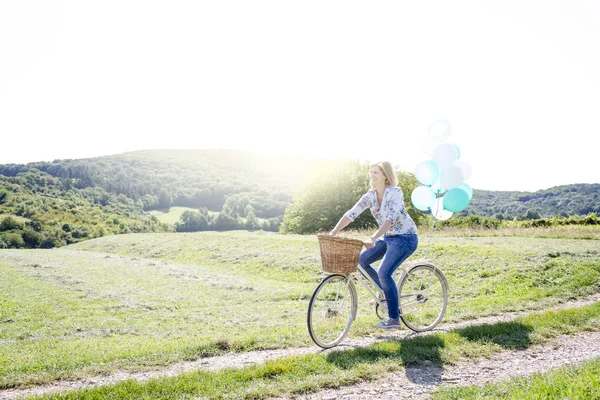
330, 216, 352, 235
330, 192, 371, 235
364, 219, 392, 248
369, 219, 393, 241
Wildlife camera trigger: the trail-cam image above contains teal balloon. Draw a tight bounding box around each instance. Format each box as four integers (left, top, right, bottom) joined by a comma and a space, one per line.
443, 188, 470, 212
414, 160, 439, 186
411, 185, 436, 211
458, 183, 473, 200
455, 145, 461, 160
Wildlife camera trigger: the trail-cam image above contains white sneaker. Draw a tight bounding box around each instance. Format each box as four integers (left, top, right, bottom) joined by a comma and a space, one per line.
377, 318, 401, 329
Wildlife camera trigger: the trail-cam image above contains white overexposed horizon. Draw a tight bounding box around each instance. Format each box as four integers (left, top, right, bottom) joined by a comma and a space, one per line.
1, 1, 599, 192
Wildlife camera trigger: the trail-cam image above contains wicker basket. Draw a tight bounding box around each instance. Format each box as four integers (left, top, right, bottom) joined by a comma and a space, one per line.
317, 234, 364, 275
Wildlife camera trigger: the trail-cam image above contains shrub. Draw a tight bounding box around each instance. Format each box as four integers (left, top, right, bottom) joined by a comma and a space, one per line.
1, 232, 25, 248
0, 216, 24, 231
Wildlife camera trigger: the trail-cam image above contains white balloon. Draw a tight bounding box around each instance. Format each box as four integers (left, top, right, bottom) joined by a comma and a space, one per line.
428, 120, 451, 142
430, 178, 445, 195
431, 197, 453, 221
440, 163, 465, 190
455, 160, 472, 181
432, 142, 459, 168
421, 138, 437, 156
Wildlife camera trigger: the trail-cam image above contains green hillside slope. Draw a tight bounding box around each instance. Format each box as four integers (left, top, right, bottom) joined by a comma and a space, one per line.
1, 149, 598, 248
467, 184, 600, 218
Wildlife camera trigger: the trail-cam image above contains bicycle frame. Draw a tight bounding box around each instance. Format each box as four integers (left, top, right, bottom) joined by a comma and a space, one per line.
353, 265, 384, 306
307, 257, 448, 348
350, 258, 442, 316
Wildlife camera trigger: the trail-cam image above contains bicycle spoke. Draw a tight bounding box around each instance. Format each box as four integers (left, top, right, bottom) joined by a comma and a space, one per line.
399, 265, 448, 332
307, 275, 357, 348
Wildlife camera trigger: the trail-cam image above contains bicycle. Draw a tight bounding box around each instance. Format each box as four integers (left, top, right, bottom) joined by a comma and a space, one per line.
307, 234, 449, 349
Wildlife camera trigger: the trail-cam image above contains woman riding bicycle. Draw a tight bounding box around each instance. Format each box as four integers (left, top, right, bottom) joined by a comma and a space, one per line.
329, 161, 419, 329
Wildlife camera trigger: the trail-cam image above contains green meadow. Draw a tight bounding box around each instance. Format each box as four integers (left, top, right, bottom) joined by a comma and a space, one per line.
148, 206, 200, 225
148, 206, 271, 230
1, 229, 599, 396
20, 301, 600, 399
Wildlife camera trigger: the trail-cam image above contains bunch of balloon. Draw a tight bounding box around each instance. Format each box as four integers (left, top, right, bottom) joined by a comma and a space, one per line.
410, 120, 473, 221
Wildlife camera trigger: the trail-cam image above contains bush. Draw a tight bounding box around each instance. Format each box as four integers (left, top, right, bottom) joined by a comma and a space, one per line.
0, 216, 24, 231
212, 213, 240, 230
514, 213, 600, 228
436, 215, 503, 230
176, 210, 210, 232
1, 232, 25, 248
22, 229, 43, 247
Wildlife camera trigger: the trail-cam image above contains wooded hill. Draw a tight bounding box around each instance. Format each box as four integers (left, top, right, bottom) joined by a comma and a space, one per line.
0, 150, 308, 215
0, 149, 598, 247
0, 150, 318, 247
468, 184, 600, 219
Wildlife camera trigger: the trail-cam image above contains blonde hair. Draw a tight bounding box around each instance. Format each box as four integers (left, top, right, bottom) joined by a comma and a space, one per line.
371, 161, 398, 186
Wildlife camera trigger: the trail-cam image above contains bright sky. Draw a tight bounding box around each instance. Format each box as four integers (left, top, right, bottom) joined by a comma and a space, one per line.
1, 1, 599, 192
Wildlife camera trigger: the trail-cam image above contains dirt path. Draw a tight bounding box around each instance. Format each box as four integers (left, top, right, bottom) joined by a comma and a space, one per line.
2, 294, 599, 400
283, 330, 600, 400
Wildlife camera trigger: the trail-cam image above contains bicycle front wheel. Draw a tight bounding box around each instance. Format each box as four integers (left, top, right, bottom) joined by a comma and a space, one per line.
398, 264, 448, 332
307, 274, 357, 348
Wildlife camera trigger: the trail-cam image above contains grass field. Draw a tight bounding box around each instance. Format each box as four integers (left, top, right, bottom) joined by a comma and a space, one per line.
22, 302, 600, 399
148, 206, 269, 227
429, 224, 600, 240
1, 229, 599, 393
148, 206, 206, 225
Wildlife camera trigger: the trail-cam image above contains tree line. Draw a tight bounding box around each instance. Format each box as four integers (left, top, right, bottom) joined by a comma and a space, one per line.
467, 184, 600, 220
0, 150, 313, 248
0, 170, 168, 249
0, 150, 598, 248
0, 150, 298, 218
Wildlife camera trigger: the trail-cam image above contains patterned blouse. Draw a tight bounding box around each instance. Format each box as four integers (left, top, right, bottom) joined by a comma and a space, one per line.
344, 186, 418, 235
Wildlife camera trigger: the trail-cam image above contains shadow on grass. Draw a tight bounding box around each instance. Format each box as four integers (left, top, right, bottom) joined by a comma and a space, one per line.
326, 334, 444, 368
325, 321, 535, 385
326, 334, 446, 384
456, 321, 534, 349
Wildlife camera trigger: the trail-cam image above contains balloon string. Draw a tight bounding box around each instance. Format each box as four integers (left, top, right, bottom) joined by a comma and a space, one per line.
424, 216, 437, 260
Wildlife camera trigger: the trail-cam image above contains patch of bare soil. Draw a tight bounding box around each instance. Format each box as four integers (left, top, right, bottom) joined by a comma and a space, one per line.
1, 294, 599, 400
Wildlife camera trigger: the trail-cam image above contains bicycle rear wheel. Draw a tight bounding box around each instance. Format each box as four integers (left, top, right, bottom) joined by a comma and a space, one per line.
375, 300, 387, 320
307, 274, 357, 348
398, 264, 448, 332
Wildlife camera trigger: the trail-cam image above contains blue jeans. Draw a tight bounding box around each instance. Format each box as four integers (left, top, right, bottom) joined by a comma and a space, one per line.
358, 234, 418, 319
